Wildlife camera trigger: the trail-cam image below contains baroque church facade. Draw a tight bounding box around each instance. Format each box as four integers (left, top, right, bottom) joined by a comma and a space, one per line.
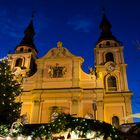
8, 14, 133, 126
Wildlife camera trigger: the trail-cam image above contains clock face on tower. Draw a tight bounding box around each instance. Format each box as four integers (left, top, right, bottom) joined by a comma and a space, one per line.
106, 62, 115, 72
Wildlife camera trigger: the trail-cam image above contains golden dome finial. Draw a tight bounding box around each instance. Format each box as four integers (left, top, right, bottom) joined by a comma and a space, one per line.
57, 41, 63, 48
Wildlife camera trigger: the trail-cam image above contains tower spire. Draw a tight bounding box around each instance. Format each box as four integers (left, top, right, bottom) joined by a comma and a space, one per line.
16, 13, 38, 53
100, 12, 112, 35
97, 10, 120, 44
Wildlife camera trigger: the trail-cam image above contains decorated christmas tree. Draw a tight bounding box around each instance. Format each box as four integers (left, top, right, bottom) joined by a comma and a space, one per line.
0, 57, 22, 125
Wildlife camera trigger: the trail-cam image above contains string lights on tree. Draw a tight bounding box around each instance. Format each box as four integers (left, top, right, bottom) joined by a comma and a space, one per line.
0, 57, 22, 126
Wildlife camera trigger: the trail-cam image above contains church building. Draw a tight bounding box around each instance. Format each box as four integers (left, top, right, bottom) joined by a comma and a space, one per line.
8, 14, 133, 126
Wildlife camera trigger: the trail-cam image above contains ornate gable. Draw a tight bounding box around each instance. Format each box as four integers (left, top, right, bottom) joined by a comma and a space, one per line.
44, 41, 75, 58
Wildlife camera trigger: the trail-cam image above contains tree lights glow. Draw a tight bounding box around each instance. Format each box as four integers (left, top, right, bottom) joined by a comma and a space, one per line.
0, 57, 22, 125
0, 113, 120, 140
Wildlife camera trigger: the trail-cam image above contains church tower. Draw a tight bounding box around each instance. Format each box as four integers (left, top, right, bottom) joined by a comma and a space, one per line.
94, 13, 132, 125
8, 18, 38, 78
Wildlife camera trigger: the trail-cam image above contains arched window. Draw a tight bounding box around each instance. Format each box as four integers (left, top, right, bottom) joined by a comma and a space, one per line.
106, 41, 110, 46
15, 58, 22, 67
112, 116, 120, 128
28, 48, 32, 52
20, 48, 24, 52
105, 52, 114, 62
114, 43, 117, 47
107, 76, 117, 91
99, 44, 102, 48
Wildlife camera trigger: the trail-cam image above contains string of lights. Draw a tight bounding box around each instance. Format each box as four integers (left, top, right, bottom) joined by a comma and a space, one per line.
0, 113, 120, 140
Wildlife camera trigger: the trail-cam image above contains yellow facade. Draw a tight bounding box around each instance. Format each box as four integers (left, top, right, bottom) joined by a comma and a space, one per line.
8, 15, 133, 126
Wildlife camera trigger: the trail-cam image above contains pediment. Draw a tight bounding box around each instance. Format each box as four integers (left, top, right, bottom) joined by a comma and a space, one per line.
43, 41, 75, 58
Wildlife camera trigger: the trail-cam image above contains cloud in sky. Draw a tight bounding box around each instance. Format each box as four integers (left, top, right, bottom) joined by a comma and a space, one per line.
67, 15, 94, 33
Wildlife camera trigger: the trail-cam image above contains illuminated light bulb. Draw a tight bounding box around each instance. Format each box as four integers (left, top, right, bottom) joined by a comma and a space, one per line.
26, 136, 32, 140
41, 125, 45, 129
71, 131, 79, 139
86, 132, 91, 139
107, 136, 112, 140
85, 123, 87, 125
6, 136, 13, 140
17, 135, 24, 140
99, 120, 103, 123
86, 131, 96, 139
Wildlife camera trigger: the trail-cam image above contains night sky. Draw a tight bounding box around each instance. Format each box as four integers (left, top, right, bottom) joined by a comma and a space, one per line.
0, 0, 140, 122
